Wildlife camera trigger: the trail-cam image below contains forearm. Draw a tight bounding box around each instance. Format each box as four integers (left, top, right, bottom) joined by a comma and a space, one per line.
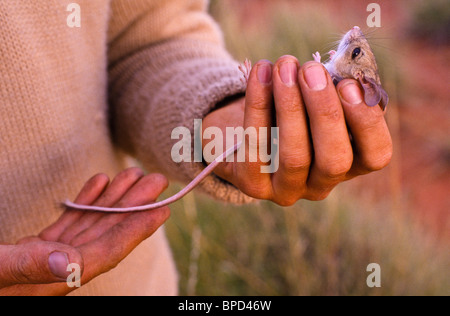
107, 0, 256, 203
109, 39, 252, 204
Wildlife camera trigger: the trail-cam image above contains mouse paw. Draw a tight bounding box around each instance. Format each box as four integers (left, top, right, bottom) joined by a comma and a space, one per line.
327, 50, 336, 60
239, 58, 252, 85
312, 52, 322, 63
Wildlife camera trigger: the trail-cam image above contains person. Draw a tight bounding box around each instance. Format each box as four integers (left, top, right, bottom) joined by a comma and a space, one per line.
0, 0, 392, 295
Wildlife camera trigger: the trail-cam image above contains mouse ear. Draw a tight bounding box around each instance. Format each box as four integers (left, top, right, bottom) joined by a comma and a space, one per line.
358, 76, 389, 110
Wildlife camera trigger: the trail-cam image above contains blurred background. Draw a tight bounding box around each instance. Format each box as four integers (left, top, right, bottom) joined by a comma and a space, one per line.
163, 0, 450, 295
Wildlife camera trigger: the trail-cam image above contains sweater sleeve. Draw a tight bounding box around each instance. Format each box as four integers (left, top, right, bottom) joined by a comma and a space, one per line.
107, 0, 252, 204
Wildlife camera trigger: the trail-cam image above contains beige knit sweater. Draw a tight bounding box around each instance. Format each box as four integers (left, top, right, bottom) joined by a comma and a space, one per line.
0, 0, 249, 295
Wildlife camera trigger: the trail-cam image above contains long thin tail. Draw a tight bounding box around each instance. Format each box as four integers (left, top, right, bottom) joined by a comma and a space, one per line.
63, 142, 241, 213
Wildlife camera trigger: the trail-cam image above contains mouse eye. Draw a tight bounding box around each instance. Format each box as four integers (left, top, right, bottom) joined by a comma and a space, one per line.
352, 47, 361, 59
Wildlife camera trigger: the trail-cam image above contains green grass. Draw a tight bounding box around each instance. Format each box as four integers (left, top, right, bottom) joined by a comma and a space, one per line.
164, 1, 450, 296
165, 186, 449, 296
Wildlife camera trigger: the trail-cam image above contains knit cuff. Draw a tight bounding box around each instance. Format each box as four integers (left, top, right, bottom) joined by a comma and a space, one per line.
109, 39, 253, 204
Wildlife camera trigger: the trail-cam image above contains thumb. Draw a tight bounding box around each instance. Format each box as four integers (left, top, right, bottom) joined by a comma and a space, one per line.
0, 241, 83, 288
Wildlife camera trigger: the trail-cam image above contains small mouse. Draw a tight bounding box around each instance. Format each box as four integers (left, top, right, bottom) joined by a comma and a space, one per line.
313, 26, 389, 110
63, 26, 388, 213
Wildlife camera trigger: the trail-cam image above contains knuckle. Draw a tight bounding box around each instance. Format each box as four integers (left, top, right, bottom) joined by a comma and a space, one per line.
315, 104, 342, 122
240, 182, 272, 200
322, 167, 347, 179
247, 96, 270, 111
319, 160, 352, 179
9, 252, 39, 283
362, 112, 385, 131
244, 188, 272, 201
363, 150, 393, 172
304, 186, 335, 201
308, 190, 332, 201
273, 196, 298, 207
277, 94, 302, 113
280, 156, 310, 174
360, 136, 393, 172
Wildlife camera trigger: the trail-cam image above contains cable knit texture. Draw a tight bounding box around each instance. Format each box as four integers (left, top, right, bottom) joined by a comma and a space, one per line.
0, 0, 250, 295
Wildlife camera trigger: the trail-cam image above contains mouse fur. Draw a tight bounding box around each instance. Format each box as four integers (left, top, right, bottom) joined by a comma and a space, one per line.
315, 26, 389, 110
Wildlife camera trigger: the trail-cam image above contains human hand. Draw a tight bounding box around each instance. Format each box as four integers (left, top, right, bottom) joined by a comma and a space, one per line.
0, 168, 170, 295
202, 56, 392, 205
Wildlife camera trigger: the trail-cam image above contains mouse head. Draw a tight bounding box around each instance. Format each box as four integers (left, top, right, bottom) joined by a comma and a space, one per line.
332, 26, 388, 110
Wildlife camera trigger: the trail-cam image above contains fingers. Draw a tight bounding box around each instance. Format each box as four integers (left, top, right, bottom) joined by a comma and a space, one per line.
58, 168, 150, 245
0, 174, 107, 291
74, 173, 111, 204
231, 58, 355, 203
30, 168, 169, 291
53, 168, 144, 244
299, 61, 353, 200
234, 60, 274, 199
75, 174, 170, 281
69, 173, 169, 247
337, 79, 393, 179
78, 205, 170, 279
271, 56, 312, 205
208, 57, 391, 205
92, 167, 145, 207
39, 173, 110, 241
0, 241, 83, 288
115, 173, 169, 207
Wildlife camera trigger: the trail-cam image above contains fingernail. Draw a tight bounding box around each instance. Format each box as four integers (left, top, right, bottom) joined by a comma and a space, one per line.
279, 62, 298, 86
303, 63, 327, 91
257, 62, 272, 84
340, 82, 363, 104
48, 252, 70, 279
